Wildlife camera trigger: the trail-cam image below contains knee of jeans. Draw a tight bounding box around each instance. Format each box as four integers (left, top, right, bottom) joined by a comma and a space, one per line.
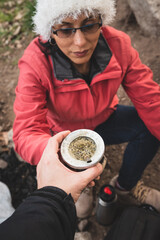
135, 122, 157, 141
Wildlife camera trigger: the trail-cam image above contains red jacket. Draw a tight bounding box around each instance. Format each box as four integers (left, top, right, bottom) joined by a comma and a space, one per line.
13, 26, 160, 165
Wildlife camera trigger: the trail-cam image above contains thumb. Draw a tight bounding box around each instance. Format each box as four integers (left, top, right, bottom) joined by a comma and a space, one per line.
79, 163, 103, 186
54, 130, 71, 145
49, 130, 71, 153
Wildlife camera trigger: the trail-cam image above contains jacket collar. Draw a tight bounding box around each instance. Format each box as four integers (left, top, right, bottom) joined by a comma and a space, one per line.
51, 33, 112, 81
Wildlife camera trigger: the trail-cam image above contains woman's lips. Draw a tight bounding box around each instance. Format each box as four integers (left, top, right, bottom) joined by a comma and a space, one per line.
73, 50, 88, 57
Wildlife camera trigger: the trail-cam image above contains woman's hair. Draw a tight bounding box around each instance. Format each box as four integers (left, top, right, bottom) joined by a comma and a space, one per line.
33, 0, 116, 40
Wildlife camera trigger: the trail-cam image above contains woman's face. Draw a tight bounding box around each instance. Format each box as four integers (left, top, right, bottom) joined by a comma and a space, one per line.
51, 14, 101, 73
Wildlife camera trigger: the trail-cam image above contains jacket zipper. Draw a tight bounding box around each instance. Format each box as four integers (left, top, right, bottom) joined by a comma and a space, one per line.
55, 81, 88, 90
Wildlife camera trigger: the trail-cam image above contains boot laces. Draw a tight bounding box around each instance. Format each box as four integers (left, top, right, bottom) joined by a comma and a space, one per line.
132, 180, 151, 203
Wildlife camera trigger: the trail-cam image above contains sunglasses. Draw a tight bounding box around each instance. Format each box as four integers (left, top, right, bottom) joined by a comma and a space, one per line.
52, 21, 102, 38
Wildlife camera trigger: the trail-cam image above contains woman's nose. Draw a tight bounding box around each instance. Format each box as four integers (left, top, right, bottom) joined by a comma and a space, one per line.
72, 29, 87, 47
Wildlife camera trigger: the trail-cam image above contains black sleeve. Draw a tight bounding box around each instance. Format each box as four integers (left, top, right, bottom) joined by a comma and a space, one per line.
0, 187, 77, 240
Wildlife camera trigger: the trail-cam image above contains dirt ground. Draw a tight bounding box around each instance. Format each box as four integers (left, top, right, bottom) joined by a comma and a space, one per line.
0, 1, 160, 239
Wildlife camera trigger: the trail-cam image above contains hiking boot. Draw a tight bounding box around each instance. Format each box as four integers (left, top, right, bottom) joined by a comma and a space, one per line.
131, 180, 160, 212
110, 175, 160, 212
75, 187, 93, 219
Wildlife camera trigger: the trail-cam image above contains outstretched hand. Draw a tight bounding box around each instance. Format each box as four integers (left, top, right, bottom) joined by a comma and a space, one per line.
37, 131, 103, 202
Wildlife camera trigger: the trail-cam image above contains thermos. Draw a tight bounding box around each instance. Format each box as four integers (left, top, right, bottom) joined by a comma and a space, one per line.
96, 184, 117, 226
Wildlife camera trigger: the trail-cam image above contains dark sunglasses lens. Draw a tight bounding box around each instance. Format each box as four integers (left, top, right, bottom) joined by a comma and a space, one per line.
57, 29, 73, 38
82, 23, 100, 33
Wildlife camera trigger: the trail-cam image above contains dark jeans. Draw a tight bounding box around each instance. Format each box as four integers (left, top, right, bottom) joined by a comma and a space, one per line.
95, 105, 159, 190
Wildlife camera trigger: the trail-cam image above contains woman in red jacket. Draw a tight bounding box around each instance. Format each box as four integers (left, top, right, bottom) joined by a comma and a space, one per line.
13, 0, 160, 216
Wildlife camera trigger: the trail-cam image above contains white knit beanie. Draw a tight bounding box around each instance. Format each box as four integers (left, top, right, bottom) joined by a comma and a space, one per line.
33, 0, 116, 40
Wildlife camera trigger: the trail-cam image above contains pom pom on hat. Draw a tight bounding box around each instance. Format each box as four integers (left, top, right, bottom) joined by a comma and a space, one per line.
33, 0, 116, 40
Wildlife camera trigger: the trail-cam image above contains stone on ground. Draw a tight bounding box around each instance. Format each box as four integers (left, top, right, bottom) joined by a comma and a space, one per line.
74, 232, 92, 240
0, 181, 15, 224
128, 0, 160, 36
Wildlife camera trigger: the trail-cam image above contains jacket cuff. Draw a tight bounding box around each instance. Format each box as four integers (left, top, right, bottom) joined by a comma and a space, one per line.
31, 186, 75, 206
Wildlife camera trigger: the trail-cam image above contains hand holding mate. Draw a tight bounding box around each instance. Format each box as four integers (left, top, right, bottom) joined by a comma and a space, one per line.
37, 131, 103, 202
